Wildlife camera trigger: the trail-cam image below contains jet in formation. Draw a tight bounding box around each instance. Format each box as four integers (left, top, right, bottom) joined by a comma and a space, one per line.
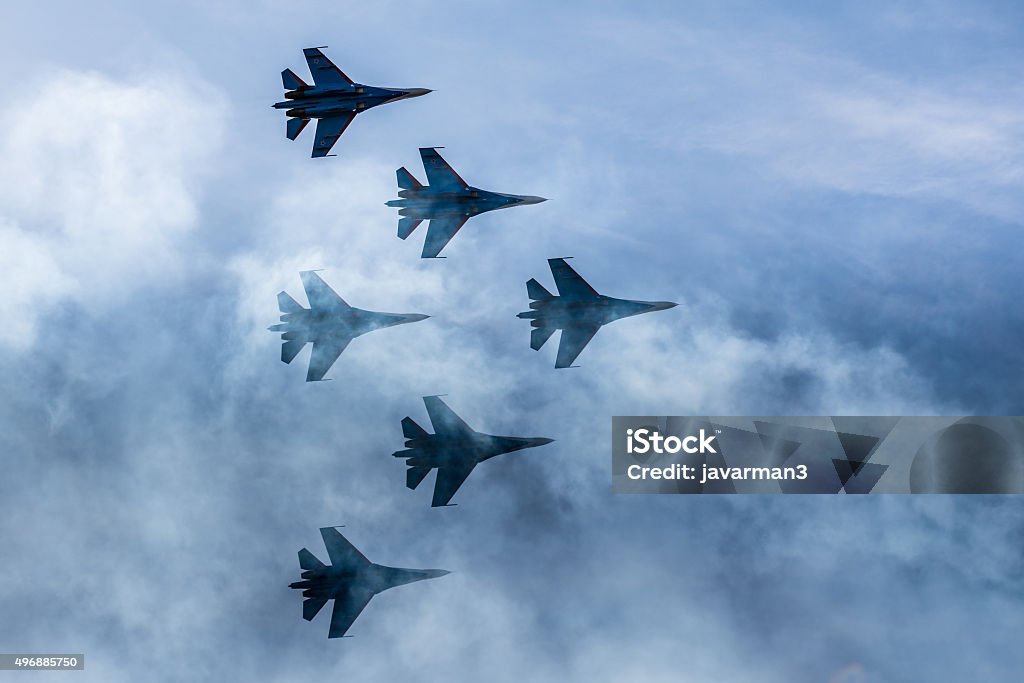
269, 271, 429, 382
290, 527, 449, 639
394, 396, 554, 506
274, 47, 431, 158
386, 147, 547, 258
518, 258, 677, 368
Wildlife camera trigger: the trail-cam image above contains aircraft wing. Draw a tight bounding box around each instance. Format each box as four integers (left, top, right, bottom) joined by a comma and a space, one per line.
306, 338, 352, 381
328, 587, 375, 638
320, 527, 370, 568
423, 396, 474, 437
300, 271, 351, 312
549, 258, 599, 299
431, 460, 477, 507
419, 148, 469, 192
303, 48, 356, 89
421, 215, 470, 258
555, 324, 602, 368
310, 114, 356, 158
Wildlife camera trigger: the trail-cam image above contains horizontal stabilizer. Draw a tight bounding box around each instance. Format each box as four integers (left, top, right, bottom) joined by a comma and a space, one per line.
398, 217, 424, 240
278, 291, 304, 313
287, 117, 310, 140
303, 597, 328, 621
298, 548, 326, 571
407, 466, 432, 490
527, 278, 553, 301
531, 326, 557, 351
402, 416, 429, 440
282, 340, 305, 364
397, 167, 423, 190
282, 68, 308, 91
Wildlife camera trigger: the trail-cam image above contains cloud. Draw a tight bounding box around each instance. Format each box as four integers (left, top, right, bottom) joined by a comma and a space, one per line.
1, 3, 1022, 682
581, 13, 1024, 220
0, 69, 225, 349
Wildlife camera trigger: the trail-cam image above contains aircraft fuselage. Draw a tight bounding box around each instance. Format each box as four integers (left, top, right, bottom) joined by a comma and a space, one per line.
273, 85, 428, 119
518, 296, 676, 328
289, 563, 446, 599
269, 308, 427, 343
398, 433, 551, 468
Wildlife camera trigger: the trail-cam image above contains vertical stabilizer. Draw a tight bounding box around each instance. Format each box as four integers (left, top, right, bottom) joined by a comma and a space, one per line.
282, 340, 306, 364
397, 167, 423, 190
406, 466, 432, 490
531, 326, 557, 350
282, 68, 308, 91
527, 278, 553, 301
398, 217, 424, 239
278, 291, 304, 313
298, 548, 326, 571
287, 117, 310, 140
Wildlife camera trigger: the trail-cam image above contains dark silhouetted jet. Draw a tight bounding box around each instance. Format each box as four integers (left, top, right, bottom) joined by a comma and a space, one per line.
394, 396, 554, 506
517, 258, 677, 368
385, 148, 547, 258
269, 271, 429, 382
274, 47, 431, 158
289, 527, 449, 639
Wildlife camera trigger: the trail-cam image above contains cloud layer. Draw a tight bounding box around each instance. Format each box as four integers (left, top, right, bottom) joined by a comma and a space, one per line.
1, 2, 1022, 682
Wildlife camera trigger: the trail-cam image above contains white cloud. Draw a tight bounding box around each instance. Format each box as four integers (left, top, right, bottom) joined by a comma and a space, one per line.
0, 69, 225, 349
584, 16, 1024, 220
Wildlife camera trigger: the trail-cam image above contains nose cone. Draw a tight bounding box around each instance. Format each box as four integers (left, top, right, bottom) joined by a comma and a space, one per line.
402, 313, 431, 324
516, 195, 547, 206
649, 301, 678, 312
423, 569, 451, 579
397, 88, 432, 100
529, 437, 555, 448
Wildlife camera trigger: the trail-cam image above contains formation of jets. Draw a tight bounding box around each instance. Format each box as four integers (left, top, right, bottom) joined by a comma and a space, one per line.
272, 47, 676, 639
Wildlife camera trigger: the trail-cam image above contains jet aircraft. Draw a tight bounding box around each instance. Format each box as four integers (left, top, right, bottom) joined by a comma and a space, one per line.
269, 271, 429, 382
385, 147, 546, 258
274, 47, 431, 158
289, 527, 449, 639
394, 396, 554, 507
517, 258, 677, 368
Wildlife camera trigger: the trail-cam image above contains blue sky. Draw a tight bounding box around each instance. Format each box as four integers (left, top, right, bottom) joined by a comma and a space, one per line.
0, 1, 1022, 681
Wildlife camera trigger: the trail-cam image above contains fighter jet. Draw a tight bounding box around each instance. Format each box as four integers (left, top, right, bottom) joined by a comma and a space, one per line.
385, 147, 547, 258
269, 271, 429, 382
289, 527, 449, 639
274, 47, 431, 158
517, 258, 677, 368
394, 396, 554, 507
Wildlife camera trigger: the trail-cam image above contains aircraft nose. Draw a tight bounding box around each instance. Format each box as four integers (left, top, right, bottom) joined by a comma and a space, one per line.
518, 195, 547, 205
531, 437, 555, 447
402, 88, 432, 99
424, 569, 451, 579
403, 313, 431, 323
650, 301, 678, 312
